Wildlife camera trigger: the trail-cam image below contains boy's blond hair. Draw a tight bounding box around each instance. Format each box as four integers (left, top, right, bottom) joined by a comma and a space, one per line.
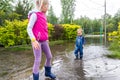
36, 0, 49, 10
77, 28, 83, 32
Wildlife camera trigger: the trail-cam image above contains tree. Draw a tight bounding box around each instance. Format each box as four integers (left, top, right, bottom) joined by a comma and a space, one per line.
0, 0, 18, 25
0, 0, 13, 13
74, 16, 92, 34
60, 0, 76, 23
113, 9, 120, 30
92, 19, 101, 34
14, 0, 33, 20
105, 14, 114, 32
47, 6, 58, 24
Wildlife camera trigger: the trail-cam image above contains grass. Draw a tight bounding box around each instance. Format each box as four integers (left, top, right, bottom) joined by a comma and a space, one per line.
0, 71, 9, 77
0, 40, 66, 52
4, 45, 32, 51
106, 51, 120, 59
106, 41, 120, 59
49, 40, 65, 46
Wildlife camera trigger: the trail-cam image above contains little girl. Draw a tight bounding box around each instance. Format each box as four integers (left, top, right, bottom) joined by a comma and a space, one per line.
27, 0, 56, 80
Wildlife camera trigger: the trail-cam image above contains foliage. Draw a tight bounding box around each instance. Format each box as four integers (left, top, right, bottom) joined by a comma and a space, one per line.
107, 22, 120, 59
0, 19, 82, 47
62, 24, 81, 40
14, 0, 33, 20
47, 6, 58, 24
0, 0, 22, 25
108, 22, 120, 43
0, 19, 30, 47
0, 0, 13, 12
52, 24, 64, 40
0, 0, 33, 25
74, 16, 100, 34
60, 0, 76, 23
106, 51, 120, 59
113, 9, 120, 30
48, 23, 54, 40
0, 20, 58, 47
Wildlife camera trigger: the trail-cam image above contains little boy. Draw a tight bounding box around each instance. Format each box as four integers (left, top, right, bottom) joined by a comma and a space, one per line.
74, 28, 85, 60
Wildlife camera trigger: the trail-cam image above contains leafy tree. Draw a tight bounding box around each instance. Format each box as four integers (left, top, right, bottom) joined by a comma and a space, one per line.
0, 0, 14, 25
113, 9, 120, 30
92, 19, 101, 34
74, 16, 92, 34
102, 13, 118, 32
60, 0, 76, 23
0, 0, 13, 12
105, 14, 114, 32
14, 0, 33, 20
0, 10, 5, 25
47, 6, 58, 24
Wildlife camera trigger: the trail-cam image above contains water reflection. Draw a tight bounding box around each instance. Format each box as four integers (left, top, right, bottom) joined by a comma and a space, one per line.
73, 60, 85, 80
1, 37, 120, 80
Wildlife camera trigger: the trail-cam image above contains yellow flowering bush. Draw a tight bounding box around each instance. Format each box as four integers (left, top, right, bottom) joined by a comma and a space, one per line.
108, 22, 120, 45
0, 20, 82, 47
48, 23, 54, 40
0, 19, 29, 47
0, 20, 55, 47
108, 23, 120, 49
62, 24, 81, 40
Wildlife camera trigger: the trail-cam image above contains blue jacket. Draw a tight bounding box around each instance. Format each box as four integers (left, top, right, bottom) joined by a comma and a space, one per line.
75, 36, 85, 47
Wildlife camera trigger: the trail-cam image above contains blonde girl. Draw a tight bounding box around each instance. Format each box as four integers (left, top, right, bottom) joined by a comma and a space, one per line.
27, 0, 56, 80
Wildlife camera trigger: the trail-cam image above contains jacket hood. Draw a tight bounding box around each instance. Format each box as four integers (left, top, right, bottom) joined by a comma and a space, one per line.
28, 9, 39, 18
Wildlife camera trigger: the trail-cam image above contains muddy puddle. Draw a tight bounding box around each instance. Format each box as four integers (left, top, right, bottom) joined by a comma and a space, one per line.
0, 39, 120, 80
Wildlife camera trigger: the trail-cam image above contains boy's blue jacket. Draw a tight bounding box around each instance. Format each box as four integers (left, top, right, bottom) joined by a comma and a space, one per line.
75, 36, 85, 47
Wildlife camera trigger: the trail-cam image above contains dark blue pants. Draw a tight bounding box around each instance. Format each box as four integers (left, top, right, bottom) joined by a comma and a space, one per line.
74, 46, 83, 58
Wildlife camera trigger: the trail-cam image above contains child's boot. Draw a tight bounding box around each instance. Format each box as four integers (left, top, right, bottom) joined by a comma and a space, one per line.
33, 73, 39, 80
80, 56, 83, 60
74, 55, 78, 60
44, 66, 56, 79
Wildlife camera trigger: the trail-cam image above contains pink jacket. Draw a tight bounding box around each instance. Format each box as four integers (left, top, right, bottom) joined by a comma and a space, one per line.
32, 12, 48, 41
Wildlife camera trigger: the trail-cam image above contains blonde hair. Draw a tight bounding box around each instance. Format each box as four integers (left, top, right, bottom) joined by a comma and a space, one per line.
36, 0, 49, 10
77, 28, 83, 32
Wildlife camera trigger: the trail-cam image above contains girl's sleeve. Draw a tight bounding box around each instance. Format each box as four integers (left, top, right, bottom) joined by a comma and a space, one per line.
27, 13, 37, 40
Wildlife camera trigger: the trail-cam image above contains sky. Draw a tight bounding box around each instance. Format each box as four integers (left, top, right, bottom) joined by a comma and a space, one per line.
49, 0, 120, 19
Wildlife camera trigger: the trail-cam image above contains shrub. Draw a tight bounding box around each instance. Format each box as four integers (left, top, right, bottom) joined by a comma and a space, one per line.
0, 20, 81, 47
62, 24, 81, 40
52, 24, 64, 40
48, 23, 54, 40
0, 20, 30, 47
108, 22, 120, 51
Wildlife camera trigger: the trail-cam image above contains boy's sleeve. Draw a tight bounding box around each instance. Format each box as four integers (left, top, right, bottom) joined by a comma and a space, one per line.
75, 37, 77, 46
82, 37, 85, 45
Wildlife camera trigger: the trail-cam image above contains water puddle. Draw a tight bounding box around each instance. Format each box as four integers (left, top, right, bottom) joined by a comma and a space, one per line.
0, 42, 120, 80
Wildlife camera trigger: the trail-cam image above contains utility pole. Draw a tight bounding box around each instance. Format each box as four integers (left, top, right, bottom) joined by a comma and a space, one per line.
104, 0, 107, 46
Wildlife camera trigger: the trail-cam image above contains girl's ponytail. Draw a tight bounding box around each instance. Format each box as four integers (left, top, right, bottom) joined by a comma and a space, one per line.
36, 0, 44, 10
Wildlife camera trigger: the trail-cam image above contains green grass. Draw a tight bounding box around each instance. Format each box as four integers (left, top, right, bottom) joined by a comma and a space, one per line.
106, 41, 120, 59
106, 51, 120, 59
0, 71, 9, 77
2, 45, 32, 52
49, 40, 65, 46
0, 40, 66, 52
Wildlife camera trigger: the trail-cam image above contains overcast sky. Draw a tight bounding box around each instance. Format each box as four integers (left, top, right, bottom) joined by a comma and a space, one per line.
49, 0, 120, 19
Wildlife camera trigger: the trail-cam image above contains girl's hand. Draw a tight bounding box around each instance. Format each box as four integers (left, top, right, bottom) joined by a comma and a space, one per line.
46, 40, 49, 43
32, 40, 40, 50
